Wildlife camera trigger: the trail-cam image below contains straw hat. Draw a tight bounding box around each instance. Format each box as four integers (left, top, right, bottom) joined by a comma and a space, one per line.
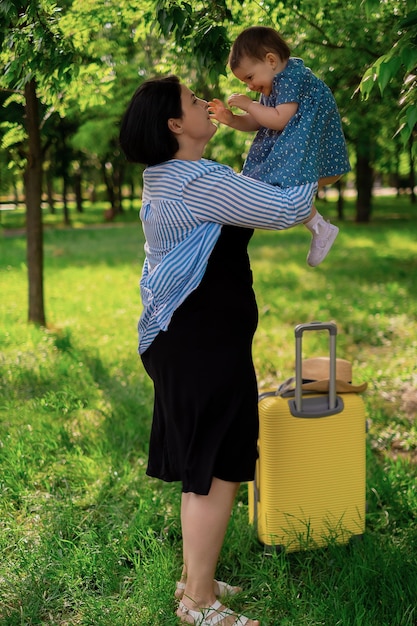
280, 357, 367, 394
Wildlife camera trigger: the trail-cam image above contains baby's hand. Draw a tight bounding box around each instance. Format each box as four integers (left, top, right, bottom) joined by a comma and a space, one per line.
228, 93, 254, 113
208, 98, 234, 126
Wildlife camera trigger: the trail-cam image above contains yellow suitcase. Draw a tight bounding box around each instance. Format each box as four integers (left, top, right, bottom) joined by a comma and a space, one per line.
249, 322, 366, 552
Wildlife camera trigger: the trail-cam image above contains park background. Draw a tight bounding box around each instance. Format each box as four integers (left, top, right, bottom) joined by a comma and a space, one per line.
1, 1, 417, 624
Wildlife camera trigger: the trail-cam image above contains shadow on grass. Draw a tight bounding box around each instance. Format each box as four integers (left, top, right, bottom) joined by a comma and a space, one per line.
2, 223, 144, 271
0, 327, 185, 624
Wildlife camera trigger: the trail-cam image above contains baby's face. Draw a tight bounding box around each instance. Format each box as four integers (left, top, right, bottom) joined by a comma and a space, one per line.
232, 54, 278, 97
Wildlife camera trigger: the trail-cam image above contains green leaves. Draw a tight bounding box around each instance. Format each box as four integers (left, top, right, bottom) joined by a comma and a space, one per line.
156, 0, 193, 37
358, 4, 417, 144
0, 0, 77, 96
193, 23, 231, 82
0, 120, 26, 151
405, 99, 417, 133
399, 8, 417, 35
360, 55, 401, 99
152, 0, 232, 83
0, 0, 20, 21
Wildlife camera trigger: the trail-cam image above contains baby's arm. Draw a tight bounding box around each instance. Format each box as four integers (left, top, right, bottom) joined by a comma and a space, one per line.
208, 98, 260, 132
228, 93, 298, 132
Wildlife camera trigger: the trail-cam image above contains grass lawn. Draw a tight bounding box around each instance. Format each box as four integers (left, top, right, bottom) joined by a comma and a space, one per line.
1, 193, 417, 625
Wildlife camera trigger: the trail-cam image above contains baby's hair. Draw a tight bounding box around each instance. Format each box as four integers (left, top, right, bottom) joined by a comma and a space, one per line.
229, 26, 291, 70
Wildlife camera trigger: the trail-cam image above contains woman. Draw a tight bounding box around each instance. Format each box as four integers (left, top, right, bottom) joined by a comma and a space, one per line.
119, 76, 317, 626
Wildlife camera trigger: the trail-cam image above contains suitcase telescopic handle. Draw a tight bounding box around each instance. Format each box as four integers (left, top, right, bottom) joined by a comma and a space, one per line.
290, 321, 342, 417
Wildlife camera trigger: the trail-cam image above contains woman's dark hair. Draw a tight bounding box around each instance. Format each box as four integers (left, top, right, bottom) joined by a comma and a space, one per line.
229, 26, 291, 70
119, 75, 182, 166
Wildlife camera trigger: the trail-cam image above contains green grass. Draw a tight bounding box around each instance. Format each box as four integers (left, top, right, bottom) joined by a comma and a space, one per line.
0, 198, 140, 231
1, 194, 417, 625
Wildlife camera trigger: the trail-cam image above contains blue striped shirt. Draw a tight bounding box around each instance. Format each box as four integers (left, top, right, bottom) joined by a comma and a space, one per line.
138, 158, 317, 354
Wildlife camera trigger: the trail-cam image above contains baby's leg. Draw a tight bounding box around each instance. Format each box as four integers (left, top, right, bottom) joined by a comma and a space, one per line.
304, 206, 339, 267
318, 174, 341, 189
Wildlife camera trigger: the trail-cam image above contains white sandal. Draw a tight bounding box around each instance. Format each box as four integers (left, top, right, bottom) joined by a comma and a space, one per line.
176, 579, 242, 600
178, 599, 250, 625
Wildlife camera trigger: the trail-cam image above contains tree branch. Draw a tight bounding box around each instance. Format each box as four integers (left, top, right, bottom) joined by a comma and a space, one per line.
293, 9, 380, 59
0, 87, 24, 95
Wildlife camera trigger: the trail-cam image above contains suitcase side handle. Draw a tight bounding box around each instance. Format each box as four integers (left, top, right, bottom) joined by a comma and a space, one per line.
291, 321, 342, 417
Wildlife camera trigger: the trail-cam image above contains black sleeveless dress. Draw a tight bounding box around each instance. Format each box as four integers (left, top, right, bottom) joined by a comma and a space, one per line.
141, 225, 259, 495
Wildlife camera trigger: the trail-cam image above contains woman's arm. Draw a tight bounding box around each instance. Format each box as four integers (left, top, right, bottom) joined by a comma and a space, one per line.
185, 164, 316, 230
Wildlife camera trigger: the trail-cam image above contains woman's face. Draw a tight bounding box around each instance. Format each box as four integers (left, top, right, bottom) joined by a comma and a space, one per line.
178, 85, 217, 142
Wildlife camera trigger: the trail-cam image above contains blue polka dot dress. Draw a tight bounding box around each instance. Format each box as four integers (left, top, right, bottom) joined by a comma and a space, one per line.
242, 58, 351, 188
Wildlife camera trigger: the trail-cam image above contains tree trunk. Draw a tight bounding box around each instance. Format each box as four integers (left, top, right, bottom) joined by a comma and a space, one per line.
103, 162, 115, 213
130, 181, 135, 210
62, 174, 71, 226
335, 180, 344, 220
115, 164, 124, 213
46, 169, 55, 214
74, 168, 83, 212
13, 183, 19, 207
58, 124, 71, 226
355, 153, 373, 223
24, 79, 46, 326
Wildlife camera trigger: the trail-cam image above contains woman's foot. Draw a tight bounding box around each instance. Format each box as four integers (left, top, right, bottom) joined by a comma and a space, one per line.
177, 599, 260, 625
175, 579, 242, 601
